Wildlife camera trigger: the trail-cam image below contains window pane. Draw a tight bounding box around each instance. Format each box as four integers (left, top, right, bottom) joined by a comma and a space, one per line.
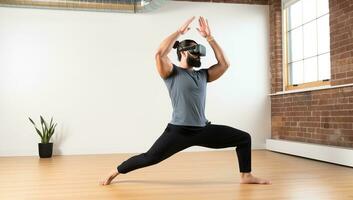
304, 57, 318, 82
303, 0, 317, 23
317, 0, 329, 17
318, 53, 331, 80
290, 60, 304, 85
303, 21, 317, 58
288, 0, 302, 30
288, 27, 303, 62
317, 14, 330, 54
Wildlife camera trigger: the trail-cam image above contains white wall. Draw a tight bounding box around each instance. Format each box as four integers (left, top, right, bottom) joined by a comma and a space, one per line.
0, 1, 270, 156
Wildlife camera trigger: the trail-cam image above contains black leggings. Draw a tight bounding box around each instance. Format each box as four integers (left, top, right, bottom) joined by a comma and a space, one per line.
117, 122, 252, 174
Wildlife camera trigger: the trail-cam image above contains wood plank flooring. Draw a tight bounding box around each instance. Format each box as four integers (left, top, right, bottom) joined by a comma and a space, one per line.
0, 150, 352, 200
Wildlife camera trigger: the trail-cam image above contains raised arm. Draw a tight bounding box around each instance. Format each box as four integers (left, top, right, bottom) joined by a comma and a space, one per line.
155, 16, 195, 79
197, 16, 230, 82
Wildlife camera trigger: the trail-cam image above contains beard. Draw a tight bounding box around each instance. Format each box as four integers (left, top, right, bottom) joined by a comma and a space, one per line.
186, 55, 201, 68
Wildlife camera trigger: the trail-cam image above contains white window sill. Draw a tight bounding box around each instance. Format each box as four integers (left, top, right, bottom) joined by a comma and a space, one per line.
268, 83, 353, 96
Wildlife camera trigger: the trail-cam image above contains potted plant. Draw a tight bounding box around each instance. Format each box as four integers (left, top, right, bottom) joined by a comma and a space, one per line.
29, 116, 57, 158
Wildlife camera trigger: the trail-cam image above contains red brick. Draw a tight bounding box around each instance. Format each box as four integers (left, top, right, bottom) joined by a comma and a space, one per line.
312, 133, 328, 140
331, 110, 353, 116
299, 122, 320, 128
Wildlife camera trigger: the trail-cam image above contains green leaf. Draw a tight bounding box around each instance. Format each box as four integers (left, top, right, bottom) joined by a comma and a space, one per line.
49, 119, 55, 130
48, 126, 52, 136
47, 120, 55, 137
48, 124, 57, 141
40, 116, 46, 138
34, 127, 43, 140
44, 121, 50, 137
40, 115, 50, 139
49, 117, 53, 128
43, 133, 48, 143
28, 117, 37, 126
29, 117, 44, 140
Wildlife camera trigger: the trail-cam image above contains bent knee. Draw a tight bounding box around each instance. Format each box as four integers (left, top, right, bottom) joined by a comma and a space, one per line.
242, 132, 252, 143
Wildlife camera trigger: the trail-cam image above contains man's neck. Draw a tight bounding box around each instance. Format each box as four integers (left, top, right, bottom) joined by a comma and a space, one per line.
179, 61, 192, 70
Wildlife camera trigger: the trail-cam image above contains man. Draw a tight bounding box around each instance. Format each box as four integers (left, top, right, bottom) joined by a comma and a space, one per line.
100, 16, 270, 185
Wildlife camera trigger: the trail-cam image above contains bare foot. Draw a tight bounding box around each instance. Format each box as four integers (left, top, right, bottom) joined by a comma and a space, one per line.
240, 173, 271, 184
100, 169, 120, 186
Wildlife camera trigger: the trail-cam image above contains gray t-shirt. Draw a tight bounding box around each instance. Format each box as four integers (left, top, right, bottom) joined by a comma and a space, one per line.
163, 64, 209, 127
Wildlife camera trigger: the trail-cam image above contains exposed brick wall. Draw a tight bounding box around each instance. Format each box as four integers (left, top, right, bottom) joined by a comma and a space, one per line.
269, 0, 282, 93
271, 87, 353, 148
330, 0, 353, 85
173, 0, 269, 5
271, 0, 353, 148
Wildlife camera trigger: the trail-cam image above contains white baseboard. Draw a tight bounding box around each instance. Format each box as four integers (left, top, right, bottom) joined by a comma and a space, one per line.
266, 139, 353, 167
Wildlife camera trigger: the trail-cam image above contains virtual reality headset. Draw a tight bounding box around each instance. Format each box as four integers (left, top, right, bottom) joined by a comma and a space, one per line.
180, 44, 206, 57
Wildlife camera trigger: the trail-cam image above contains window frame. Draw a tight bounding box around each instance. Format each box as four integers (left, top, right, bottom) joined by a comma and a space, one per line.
282, 0, 331, 91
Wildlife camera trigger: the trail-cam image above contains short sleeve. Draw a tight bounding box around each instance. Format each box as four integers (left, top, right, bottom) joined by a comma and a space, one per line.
201, 68, 209, 83
164, 64, 177, 80
163, 64, 178, 88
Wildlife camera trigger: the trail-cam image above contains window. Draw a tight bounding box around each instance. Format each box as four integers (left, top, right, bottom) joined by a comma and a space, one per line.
283, 0, 331, 90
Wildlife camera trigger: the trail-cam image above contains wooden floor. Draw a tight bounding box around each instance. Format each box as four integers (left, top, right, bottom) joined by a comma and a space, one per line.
0, 150, 352, 200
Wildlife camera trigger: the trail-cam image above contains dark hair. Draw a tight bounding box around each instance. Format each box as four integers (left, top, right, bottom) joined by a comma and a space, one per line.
173, 39, 198, 61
